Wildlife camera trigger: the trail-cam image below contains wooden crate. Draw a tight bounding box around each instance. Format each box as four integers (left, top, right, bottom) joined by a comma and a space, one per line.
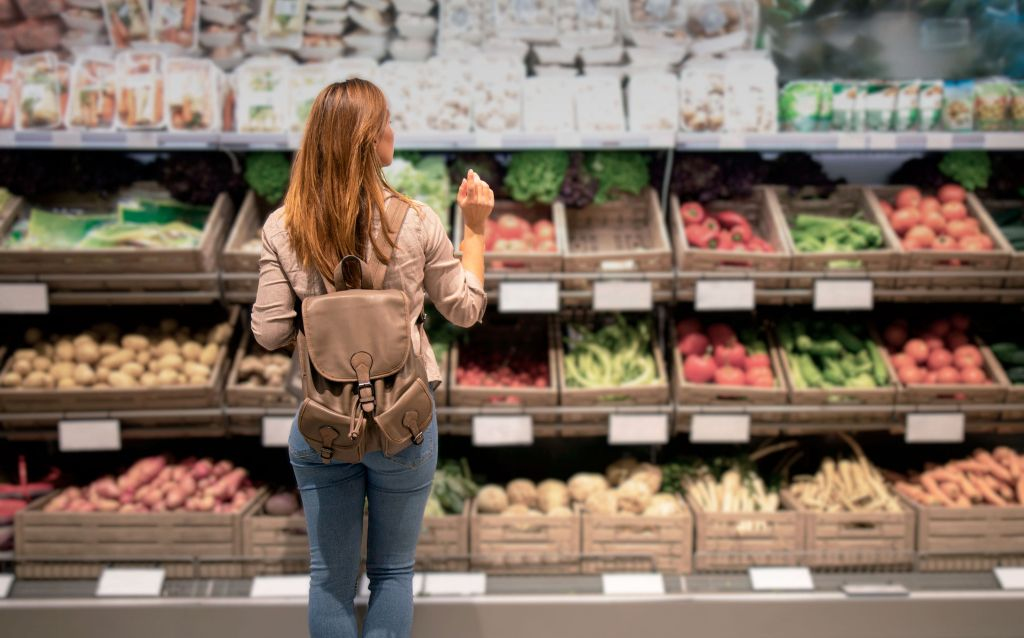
0, 189, 233, 278
452, 200, 564, 276
559, 187, 672, 294
224, 330, 298, 410
780, 490, 914, 569
15, 488, 262, 579
221, 191, 274, 301
688, 494, 804, 572
869, 187, 1011, 293
896, 340, 1008, 415
581, 495, 692, 574
905, 497, 1024, 572
767, 186, 901, 289
242, 497, 309, 577
470, 500, 581, 575
670, 190, 791, 290
671, 320, 787, 423
978, 198, 1024, 302
416, 508, 471, 572
448, 318, 558, 422
980, 347, 1024, 421
0, 307, 238, 415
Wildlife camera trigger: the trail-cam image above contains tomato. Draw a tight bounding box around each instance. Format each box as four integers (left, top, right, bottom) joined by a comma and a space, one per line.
919, 196, 941, 214
713, 343, 747, 369
895, 187, 922, 210
891, 208, 920, 234
901, 238, 921, 251
883, 323, 908, 350
927, 319, 951, 337
903, 338, 930, 363
679, 201, 706, 225
676, 319, 702, 337
890, 353, 914, 370
958, 235, 988, 251
921, 210, 947, 234
679, 332, 710, 357
960, 366, 987, 384
940, 201, 968, 221
927, 348, 953, 371
953, 345, 983, 369
933, 235, 957, 250
946, 220, 973, 238
936, 366, 961, 384
950, 313, 970, 332
683, 354, 717, 384
496, 214, 529, 241
706, 323, 737, 346
727, 224, 753, 243
686, 224, 717, 248
922, 371, 937, 385
897, 364, 925, 384
746, 352, 771, 369
746, 368, 774, 387
713, 230, 736, 251
714, 366, 746, 386
702, 218, 721, 234
923, 335, 944, 352
533, 219, 556, 242
878, 200, 894, 217
906, 225, 936, 248
945, 331, 969, 350
938, 184, 966, 203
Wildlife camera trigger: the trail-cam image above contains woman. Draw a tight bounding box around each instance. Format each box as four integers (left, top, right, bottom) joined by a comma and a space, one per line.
251, 79, 493, 638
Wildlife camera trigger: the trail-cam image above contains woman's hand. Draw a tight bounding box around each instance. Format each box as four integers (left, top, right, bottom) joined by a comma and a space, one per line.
457, 169, 494, 234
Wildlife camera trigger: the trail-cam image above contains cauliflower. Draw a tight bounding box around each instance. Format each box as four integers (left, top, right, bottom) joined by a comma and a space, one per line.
536, 479, 570, 513
616, 478, 653, 514
506, 478, 538, 509
477, 484, 509, 514
628, 462, 663, 494
584, 490, 619, 515
568, 472, 609, 504
606, 457, 638, 487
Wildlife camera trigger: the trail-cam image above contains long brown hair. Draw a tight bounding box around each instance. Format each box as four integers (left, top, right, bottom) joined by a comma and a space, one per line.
283, 79, 408, 283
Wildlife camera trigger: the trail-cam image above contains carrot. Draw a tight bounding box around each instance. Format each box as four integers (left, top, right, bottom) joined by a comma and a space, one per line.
975, 450, 1013, 483
968, 473, 1008, 506
953, 459, 990, 474
940, 481, 960, 500
921, 474, 956, 507
931, 468, 979, 500
894, 481, 933, 505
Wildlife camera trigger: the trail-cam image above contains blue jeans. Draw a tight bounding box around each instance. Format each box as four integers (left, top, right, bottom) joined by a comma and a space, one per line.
289, 407, 437, 638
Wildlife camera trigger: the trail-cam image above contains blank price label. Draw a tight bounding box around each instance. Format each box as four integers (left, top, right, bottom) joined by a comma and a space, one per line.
813, 280, 873, 311
498, 281, 559, 313
422, 572, 486, 597
472, 415, 533, 447
926, 133, 954, 150
608, 414, 669, 445
905, 413, 965, 443
836, 133, 867, 150
602, 573, 665, 595
695, 280, 755, 312
58, 419, 121, 452
0, 283, 48, 314
0, 574, 12, 599
994, 567, 1024, 590
262, 416, 292, 447
690, 414, 751, 444
868, 134, 897, 150
593, 281, 653, 312
748, 567, 814, 592
250, 575, 309, 598
96, 568, 165, 597
842, 583, 909, 597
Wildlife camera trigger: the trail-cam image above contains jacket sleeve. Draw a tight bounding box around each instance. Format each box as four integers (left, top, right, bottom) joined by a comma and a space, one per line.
251, 228, 298, 351
421, 205, 487, 328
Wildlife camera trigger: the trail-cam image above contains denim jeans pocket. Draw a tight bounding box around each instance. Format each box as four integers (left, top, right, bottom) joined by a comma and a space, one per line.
288, 420, 322, 465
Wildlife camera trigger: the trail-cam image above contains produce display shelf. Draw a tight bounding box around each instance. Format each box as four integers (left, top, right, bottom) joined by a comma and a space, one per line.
1, 131, 1022, 152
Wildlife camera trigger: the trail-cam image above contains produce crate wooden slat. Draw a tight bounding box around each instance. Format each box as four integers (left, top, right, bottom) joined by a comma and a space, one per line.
0, 306, 239, 415
221, 190, 270, 299
413, 507, 471, 573
0, 189, 233, 278
470, 500, 581, 575
896, 340, 1008, 414
581, 495, 693, 574
687, 494, 804, 572
902, 496, 1024, 572
453, 200, 564, 275
978, 198, 1024, 302
780, 490, 914, 569
767, 185, 901, 290
670, 190, 791, 291
224, 330, 299, 411
15, 488, 263, 579
987, 351, 1024, 421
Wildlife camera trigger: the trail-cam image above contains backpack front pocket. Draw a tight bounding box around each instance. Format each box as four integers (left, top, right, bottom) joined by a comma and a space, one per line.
373, 377, 434, 457
297, 398, 365, 464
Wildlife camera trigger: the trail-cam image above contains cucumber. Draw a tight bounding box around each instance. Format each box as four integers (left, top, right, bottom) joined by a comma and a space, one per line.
1007, 366, 1024, 384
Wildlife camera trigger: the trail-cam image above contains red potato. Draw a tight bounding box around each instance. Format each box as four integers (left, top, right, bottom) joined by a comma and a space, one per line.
212, 460, 234, 478
191, 458, 214, 479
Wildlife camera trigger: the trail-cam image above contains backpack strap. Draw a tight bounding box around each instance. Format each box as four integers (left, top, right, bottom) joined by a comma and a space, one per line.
364, 195, 410, 291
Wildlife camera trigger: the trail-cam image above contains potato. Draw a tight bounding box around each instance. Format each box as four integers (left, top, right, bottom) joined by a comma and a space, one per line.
23, 371, 49, 388
140, 372, 159, 387
187, 374, 208, 385
199, 343, 219, 366
121, 334, 149, 352
73, 364, 96, 386
95, 366, 110, 383
93, 382, 111, 389
2, 372, 21, 387
13, 359, 32, 376
100, 350, 134, 369
120, 362, 144, 379
184, 362, 211, 378
33, 342, 54, 357
208, 323, 232, 345
50, 361, 75, 380
55, 339, 75, 362
74, 341, 100, 364
154, 338, 179, 357
99, 343, 119, 356
24, 327, 43, 345
13, 348, 36, 361
31, 356, 51, 372
157, 369, 179, 386
146, 359, 160, 373
181, 341, 202, 362
157, 353, 184, 372
108, 371, 137, 388
57, 377, 78, 389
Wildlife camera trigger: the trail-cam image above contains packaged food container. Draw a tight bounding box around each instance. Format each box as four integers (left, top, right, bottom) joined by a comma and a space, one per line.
438, 0, 489, 46
627, 71, 677, 133
393, 0, 431, 14
235, 56, 292, 133
574, 75, 625, 133
580, 45, 623, 65
862, 81, 897, 132
389, 37, 434, 62
309, 0, 348, 7
67, 0, 103, 9
556, 0, 618, 49
199, 24, 243, 47
66, 58, 116, 130
303, 17, 346, 35
100, 0, 152, 48
918, 80, 943, 132
165, 57, 220, 131
257, 0, 308, 49
151, 0, 199, 49
724, 56, 777, 133
472, 61, 524, 133
60, 7, 106, 32
348, 4, 390, 33
678, 57, 726, 133
377, 61, 430, 132
686, 0, 757, 56
493, 0, 557, 42
942, 79, 973, 132
892, 81, 920, 132
423, 57, 473, 133
350, 0, 388, 9
533, 45, 578, 66
625, 0, 685, 29
523, 76, 575, 133
286, 62, 330, 132
200, 3, 250, 25
334, 56, 379, 81
14, 52, 63, 130
395, 12, 436, 38
209, 45, 246, 71
296, 34, 344, 60
974, 77, 1012, 132
114, 51, 165, 129
0, 57, 15, 129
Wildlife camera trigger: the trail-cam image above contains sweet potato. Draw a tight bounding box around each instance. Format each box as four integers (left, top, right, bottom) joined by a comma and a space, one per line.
165, 488, 186, 510
212, 459, 233, 478
191, 458, 214, 479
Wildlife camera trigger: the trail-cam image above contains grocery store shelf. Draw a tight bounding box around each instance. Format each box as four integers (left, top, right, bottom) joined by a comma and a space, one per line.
676, 131, 1024, 151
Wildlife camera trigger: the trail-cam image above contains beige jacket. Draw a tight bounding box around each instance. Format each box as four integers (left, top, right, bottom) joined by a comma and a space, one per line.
251, 196, 487, 384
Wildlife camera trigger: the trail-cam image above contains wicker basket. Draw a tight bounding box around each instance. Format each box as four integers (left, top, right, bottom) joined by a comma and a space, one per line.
780, 490, 914, 569
581, 494, 693, 574
767, 185, 901, 290
687, 494, 804, 572
903, 496, 1024, 572
470, 500, 581, 575
452, 200, 564, 277
15, 488, 263, 579
221, 191, 273, 303
669, 190, 791, 294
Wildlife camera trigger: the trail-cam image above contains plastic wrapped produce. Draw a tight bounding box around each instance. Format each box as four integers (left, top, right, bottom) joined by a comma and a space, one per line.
14, 17, 63, 51
287, 61, 331, 132
200, 23, 243, 47
101, 0, 151, 47
678, 57, 725, 132
685, 0, 756, 56
61, 7, 106, 31
395, 12, 434, 38
628, 72, 677, 133
723, 56, 776, 133
67, 58, 116, 130
114, 51, 164, 129
296, 33, 343, 60
304, 7, 346, 34
151, 0, 199, 49
493, 0, 556, 42
346, 28, 388, 59
348, 2, 389, 33
389, 37, 433, 62
523, 76, 575, 134
235, 56, 291, 133
165, 58, 220, 131
438, 0, 488, 47
334, 56, 378, 81
377, 61, 429, 132
423, 57, 473, 133
574, 75, 625, 133
394, 0, 431, 13
257, 0, 307, 49
556, 0, 617, 48
472, 59, 523, 133
14, 53, 62, 130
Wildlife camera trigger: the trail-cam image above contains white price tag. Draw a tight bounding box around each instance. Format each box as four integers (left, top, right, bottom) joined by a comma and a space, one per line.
472, 415, 533, 447
868, 133, 897, 150
813, 279, 874, 311
841, 583, 909, 597
984, 133, 1023, 150
994, 567, 1024, 590
474, 132, 502, 149
96, 568, 165, 597
925, 133, 954, 150
608, 414, 669, 445
250, 575, 310, 598
748, 567, 814, 592
718, 133, 745, 149
599, 259, 638, 272
836, 133, 867, 150
58, 420, 121, 452
905, 413, 965, 443
0, 574, 12, 599
262, 416, 292, 448
695, 280, 755, 312
689, 414, 751, 444
422, 572, 486, 597
498, 281, 559, 313
602, 573, 665, 595
0, 283, 48, 314
592, 281, 653, 312
359, 573, 425, 597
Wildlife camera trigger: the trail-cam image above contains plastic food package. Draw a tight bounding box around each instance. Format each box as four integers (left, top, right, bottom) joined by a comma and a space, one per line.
235, 56, 292, 132
627, 46, 685, 72
627, 72, 677, 132
1011, 81, 1024, 131
151, 0, 199, 49
304, 9, 346, 34
389, 37, 433, 61
308, 0, 347, 7
830, 81, 858, 132
14, 17, 64, 51
580, 45, 623, 66
974, 78, 1012, 132
941, 79, 973, 132
685, 0, 756, 55
377, 61, 429, 132
523, 76, 575, 133
393, 0, 431, 14
297, 34, 343, 60
723, 57, 776, 133
557, 0, 618, 48
779, 81, 824, 133
395, 12, 435, 38
15, 0, 64, 18
286, 61, 330, 132
115, 51, 164, 129
678, 57, 725, 132
165, 57, 220, 131
101, 0, 151, 47
14, 53, 62, 130
61, 7, 106, 32
893, 81, 919, 132
626, 0, 685, 28
209, 44, 246, 70
918, 80, 943, 132
67, 0, 102, 7
67, 58, 116, 129
423, 57, 472, 132
574, 75, 625, 133
493, 0, 557, 42
862, 81, 896, 132
200, 3, 251, 26
438, 0, 489, 46
0, 57, 15, 129
200, 24, 243, 47
61, 28, 110, 51
350, 0, 387, 9
348, 3, 389, 33
472, 60, 523, 133
257, 0, 308, 49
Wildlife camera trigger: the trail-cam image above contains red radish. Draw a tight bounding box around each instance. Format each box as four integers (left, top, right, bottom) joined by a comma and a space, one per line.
936, 367, 961, 384
677, 319, 702, 337
884, 323, 908, 349
904, 339, 930, 364
898, 365, 924, 384
940, 201, 968, 221
919, 196, 941, 214
684, 354, 717, 384
927, 349, 953, 371
896, 187, 922, 209
960, 367, 987, 384
953, 345, 983, 369
713, 343, 747, 369
706, 324, 736, 346
945, 331, 969, 349
679, 201, 706, 224
679, 332, 710, 356
938, 184, 966, 203
714, 366, 746, 386
746, 353, 771, 369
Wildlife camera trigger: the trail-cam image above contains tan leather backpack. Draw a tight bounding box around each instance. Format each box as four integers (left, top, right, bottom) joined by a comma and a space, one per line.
293, 197, 434, 464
